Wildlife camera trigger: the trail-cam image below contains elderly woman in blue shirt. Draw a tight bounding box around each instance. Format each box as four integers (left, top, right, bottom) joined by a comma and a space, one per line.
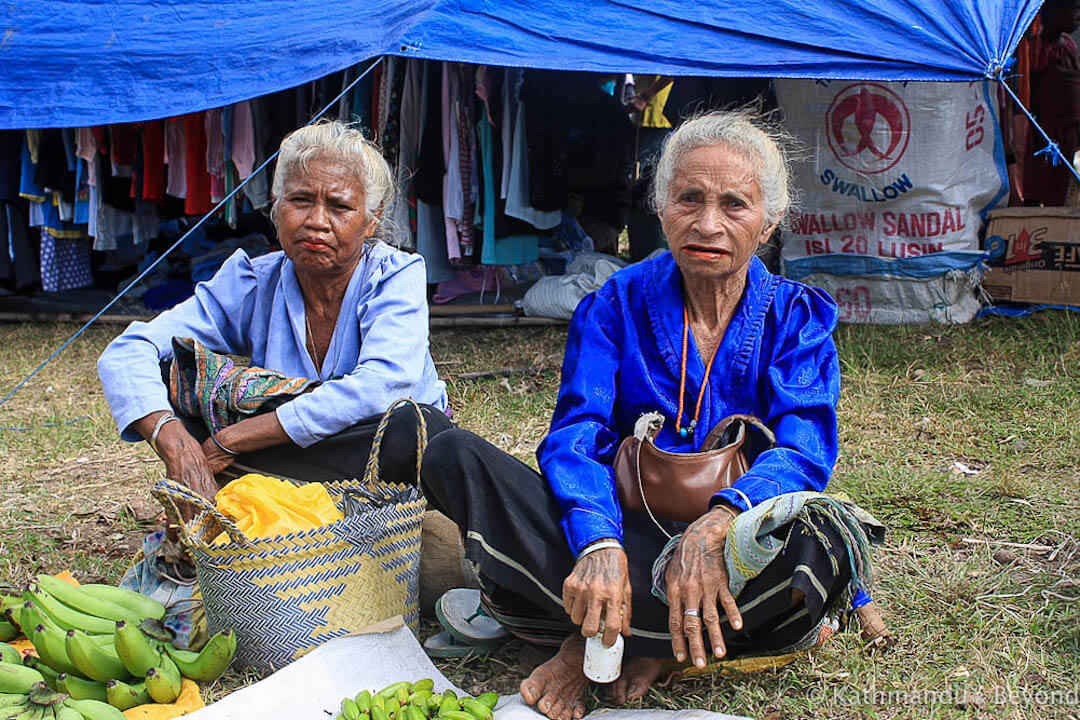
98, 120, 450, 498
420, 111, 879, 719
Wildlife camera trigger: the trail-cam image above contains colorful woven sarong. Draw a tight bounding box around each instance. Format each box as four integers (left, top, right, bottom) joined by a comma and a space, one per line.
168, 337, 313, 435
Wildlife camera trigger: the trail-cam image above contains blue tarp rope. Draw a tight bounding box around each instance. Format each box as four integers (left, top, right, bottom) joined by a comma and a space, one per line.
997, 78, 1080, 185
0, 57, 384, 424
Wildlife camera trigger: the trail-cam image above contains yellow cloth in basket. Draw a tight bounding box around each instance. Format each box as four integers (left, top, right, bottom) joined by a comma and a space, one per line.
213, 473, 344, 544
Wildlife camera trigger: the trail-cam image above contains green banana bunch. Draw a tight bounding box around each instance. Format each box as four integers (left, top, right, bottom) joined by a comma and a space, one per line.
161, 629, 235, 682
16, 603, 54, 637
336, 681, 497, 720
112, 622, 159, 678
0, 642, 21, 665
62, 696, 127, 719
143, 656, 181, 705
27, 626, 82, 679
0, 597, 20, 643
63, 632, 128, 685
104, 679, 151, 711
0, 662, 44, 694
33, 579, 140, 627
27, 590, 115, 636
75, 588, 164, 624
22, 658, 58, 691
56, 674, 108, 703
0, 692, 29, 713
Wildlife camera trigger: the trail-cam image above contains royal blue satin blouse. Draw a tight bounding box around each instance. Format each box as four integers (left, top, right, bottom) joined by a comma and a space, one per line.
537, 251, 840, 555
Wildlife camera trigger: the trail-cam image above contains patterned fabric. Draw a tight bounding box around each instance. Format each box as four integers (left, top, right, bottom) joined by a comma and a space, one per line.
651, 491, 884, 611
168, 336, 313, 435
455, 67, 476, 257
40, 229, 92, 291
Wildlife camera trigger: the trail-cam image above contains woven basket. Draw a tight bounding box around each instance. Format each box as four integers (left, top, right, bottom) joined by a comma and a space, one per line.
152, 399, 428, 672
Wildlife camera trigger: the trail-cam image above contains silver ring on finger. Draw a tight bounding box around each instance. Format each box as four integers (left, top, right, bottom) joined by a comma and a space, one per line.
683, 608, 700, 617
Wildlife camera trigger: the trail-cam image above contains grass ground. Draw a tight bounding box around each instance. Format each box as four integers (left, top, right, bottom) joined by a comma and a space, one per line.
0, 315, 1077, 719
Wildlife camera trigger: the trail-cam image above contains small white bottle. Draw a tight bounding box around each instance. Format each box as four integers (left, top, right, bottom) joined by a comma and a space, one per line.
583, 623, 624, 682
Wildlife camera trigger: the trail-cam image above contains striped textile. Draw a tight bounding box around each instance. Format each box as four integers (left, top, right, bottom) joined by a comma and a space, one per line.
168, 336, 313, 434
652, 492, 884, 611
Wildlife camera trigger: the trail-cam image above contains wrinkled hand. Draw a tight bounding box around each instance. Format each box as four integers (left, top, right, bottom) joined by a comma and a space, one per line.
155, 422, 220, 503
665, 507, 742, 667
562, 547, 632, 647
200, 435, 236, 475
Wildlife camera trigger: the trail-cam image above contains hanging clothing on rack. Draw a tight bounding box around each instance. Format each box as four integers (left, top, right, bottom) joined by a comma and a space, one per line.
504, 70, 560, 231
182, 113, 212, 215
442, 63, 464, 262
415, 61, 455, 284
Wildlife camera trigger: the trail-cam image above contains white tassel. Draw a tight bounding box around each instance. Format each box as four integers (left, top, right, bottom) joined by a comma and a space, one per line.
633, 412, 664, 440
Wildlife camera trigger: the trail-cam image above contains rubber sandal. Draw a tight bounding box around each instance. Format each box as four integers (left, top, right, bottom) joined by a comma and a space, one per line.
435, 588, 509, 645
422, 630, 503, 658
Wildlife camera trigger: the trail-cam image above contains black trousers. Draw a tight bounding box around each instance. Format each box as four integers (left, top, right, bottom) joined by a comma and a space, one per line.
177, 402, 455, 485
420, 428, 852, 658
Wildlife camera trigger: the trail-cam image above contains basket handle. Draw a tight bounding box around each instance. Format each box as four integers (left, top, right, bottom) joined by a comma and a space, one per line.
360, 398, 429, 487
151, 477, 250, 549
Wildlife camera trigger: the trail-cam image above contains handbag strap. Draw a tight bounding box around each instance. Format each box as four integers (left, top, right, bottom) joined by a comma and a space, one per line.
151, 477, 250, 550
360, 397, 429, 486
635, 439, 673, 540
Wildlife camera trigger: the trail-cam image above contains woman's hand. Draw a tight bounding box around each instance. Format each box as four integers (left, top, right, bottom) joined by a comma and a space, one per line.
153, 421, 221, 501
665, 507, 743, 667
562, 547, 632, 648
200, 436, 236, 475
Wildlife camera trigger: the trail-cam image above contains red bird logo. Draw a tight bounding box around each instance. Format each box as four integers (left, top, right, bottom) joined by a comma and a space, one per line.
825, 83, 911, 174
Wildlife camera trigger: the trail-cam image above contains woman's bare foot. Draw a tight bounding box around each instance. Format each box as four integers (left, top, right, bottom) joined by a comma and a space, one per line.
519, 635, 589, 720
612, 656, 666, 704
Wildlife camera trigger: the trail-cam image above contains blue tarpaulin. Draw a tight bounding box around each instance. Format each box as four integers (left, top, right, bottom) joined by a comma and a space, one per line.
1, 0, 1041, 129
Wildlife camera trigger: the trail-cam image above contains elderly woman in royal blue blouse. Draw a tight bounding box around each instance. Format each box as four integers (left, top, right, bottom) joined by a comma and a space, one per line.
420, 111, 849, 718
98, 121, 450, 497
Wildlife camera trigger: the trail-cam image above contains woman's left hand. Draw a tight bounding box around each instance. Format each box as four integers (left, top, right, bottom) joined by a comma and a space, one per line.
664, 507, 743, 668
200, 436, 236, 475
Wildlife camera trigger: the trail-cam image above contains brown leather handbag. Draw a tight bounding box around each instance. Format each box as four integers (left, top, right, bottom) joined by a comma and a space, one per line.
613, 413, 776, 524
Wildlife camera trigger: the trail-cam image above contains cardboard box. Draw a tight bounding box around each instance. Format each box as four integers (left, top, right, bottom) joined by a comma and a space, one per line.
982, 207, 1080, 306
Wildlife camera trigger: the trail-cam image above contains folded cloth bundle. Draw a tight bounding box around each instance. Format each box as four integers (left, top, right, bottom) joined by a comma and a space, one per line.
213, 473, 344, 544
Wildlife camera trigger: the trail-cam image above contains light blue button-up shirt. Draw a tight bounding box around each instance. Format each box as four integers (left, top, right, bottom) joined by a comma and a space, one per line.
98, 242, 448, 447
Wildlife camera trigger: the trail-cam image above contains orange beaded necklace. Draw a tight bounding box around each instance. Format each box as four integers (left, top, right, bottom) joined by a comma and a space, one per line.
675, 305, 721, 438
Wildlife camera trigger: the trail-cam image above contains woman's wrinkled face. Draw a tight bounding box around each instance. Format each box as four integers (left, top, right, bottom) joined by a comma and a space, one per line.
276, 155, 377, 275
660, 144, 775, 284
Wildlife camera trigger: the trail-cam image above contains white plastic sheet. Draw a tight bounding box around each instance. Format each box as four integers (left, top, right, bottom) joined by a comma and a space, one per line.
184, 618, 752, 720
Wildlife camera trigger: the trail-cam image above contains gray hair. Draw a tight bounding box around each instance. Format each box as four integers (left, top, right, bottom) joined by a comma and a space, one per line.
270, 120, 398, 244
652, 110, 797, 228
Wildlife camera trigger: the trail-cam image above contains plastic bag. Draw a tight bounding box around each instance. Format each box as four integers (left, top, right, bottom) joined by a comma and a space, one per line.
213, 474, 344, 544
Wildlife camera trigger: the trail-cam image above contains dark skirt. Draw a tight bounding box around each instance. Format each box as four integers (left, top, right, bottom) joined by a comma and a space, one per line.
420, 428, 852, 659
175, 401, 455, 486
